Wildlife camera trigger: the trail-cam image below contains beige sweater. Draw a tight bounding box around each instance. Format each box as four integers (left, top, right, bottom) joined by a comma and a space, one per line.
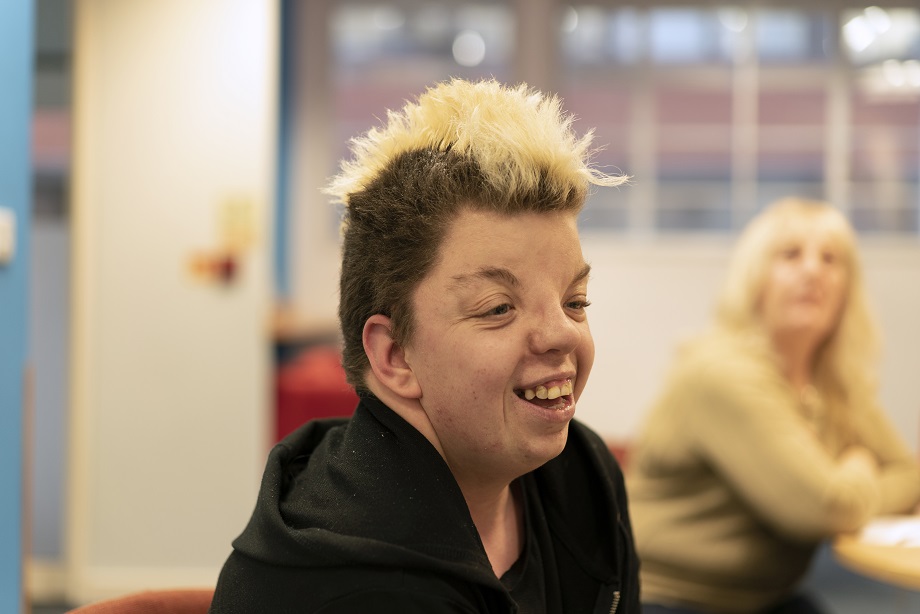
627, 331, 920, 613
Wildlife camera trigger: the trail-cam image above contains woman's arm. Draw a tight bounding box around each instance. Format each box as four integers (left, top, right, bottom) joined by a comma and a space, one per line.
851, 402, 920, 514
685, 361, 881, 542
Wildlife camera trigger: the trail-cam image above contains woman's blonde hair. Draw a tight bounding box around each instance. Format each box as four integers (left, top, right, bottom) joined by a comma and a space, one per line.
715, 197, 879, 424
325, 78, 626, 390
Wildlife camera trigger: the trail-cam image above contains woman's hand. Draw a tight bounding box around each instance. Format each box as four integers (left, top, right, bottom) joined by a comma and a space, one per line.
840, 445, 879, 476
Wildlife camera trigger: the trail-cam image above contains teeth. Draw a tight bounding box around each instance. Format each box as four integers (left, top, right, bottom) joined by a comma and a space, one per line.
520, 380, 573, 401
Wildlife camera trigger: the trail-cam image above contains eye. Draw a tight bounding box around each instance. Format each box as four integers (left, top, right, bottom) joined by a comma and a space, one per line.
822, 251, 838, 265
565, 299, 591, 311
481, 303, 512, 317
781, 246, 801, 260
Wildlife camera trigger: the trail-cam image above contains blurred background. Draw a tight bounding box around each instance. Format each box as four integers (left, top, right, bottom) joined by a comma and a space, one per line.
6, 0, 920, 610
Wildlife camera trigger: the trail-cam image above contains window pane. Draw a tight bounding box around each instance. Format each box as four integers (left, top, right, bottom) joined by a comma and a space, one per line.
561, 5, 643, 66
842, 7, 920, 67
331, 2, 513, 156
843, 7, 920, 233
654, 76, 734, 231
758, 88, 826, 209
756, 9, 831, 64
850, 94, 920, 233
656, 93, 732, 232
648, 8, 732, 65
562, 85, 631, 231
561, 6, 636, 231
755, 9, 830, 212
657, 180, 733, 231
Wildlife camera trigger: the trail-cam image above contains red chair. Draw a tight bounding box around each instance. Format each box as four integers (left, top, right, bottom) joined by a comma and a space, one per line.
275, 345, 359, 442
67, 588, 214, 613
607, 440, 632, 470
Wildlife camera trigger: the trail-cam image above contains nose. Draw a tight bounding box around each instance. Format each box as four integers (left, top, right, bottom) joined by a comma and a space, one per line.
527, 305, 583, 355
801, 251, 823, 277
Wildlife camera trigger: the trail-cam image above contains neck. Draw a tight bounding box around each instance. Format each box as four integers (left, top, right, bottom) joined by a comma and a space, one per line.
772, 332, 818, 392
365, 377, 525, 576
463, 481, 523, 578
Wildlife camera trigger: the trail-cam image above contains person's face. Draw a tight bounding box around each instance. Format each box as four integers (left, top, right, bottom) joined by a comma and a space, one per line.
403, 208, 594, 486
759, 228, 848, 347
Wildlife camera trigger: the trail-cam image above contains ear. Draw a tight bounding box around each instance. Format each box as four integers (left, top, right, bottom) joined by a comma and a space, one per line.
362, 314, 422, 400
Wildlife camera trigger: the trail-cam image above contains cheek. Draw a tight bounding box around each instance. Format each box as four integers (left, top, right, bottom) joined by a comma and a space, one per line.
758, 286, 778, 319
575, 325, 595, 398
759, 272, 781, 310
769, 268, 795, 296
829, 279, 849, 316
437, 335, 510, 392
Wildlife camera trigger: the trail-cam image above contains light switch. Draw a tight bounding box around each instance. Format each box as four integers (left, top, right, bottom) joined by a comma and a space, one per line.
0, 207, 15, 265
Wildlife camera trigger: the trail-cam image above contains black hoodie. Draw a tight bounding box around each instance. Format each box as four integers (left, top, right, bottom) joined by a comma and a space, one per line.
209, 395, 639, 613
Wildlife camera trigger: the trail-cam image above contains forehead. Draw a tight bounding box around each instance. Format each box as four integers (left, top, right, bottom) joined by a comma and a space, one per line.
431, 208, 584, 279
772, 212, 850, 252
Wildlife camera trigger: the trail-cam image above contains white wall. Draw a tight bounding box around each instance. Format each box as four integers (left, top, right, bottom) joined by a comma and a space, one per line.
67, 0, 277, 604
577, 237, 731, 442
577, 236, 920, 455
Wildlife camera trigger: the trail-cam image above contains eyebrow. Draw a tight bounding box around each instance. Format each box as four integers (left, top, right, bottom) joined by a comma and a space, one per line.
450, 262, 591, 289
451, 267, 520, 289
573, 263, 592, 284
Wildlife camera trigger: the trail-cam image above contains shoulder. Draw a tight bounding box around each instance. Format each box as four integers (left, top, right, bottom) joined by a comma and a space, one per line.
542, 420, 629, 520
638, 329, 792, 441
567, 419, 611, 454
272, 415, 352, 464
562, 420, 623, 481
668, 329, 781, 399
211, 551, 489, 614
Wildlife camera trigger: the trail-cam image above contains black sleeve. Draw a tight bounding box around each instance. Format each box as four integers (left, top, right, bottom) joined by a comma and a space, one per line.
210, 551, 487, 614
313, 589, 480, 613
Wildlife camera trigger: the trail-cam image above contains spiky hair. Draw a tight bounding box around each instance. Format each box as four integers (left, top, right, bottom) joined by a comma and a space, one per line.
325, 78, 625, 213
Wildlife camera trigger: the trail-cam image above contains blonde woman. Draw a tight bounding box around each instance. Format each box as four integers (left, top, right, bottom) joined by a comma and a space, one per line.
628, 198, 920, 614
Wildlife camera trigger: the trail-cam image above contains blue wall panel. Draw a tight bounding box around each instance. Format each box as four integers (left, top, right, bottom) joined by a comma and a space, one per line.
0, 0, 34, 611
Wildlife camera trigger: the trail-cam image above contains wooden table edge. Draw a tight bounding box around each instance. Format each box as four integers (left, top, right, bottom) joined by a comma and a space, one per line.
833, 533, 920, 592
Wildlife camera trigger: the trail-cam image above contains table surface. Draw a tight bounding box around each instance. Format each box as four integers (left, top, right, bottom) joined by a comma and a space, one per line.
833, 527, 920, 591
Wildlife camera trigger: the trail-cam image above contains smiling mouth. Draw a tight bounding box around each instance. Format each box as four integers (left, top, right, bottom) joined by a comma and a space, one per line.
514, 380, 574, 410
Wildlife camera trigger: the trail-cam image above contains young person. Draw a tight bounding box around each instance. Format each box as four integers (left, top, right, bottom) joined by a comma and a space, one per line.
210, 78, 639, 613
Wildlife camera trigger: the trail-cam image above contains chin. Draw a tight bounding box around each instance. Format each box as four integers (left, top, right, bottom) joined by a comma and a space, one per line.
528, 425, 570, 464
